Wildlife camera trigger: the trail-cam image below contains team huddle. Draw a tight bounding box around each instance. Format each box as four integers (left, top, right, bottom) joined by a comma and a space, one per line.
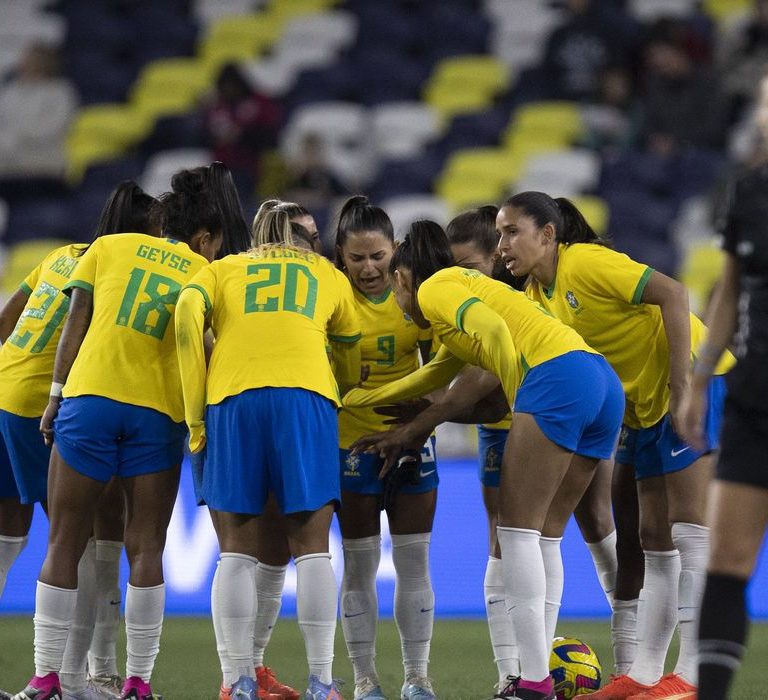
0, 162, 733, 700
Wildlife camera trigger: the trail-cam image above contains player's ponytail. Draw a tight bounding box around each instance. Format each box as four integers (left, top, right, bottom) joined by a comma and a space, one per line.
251, 207, 295, 247
155, 168, 223, 244
446, 205, 499, 255
335, 195, 394, 270
503, 191, 611, 247
206, 161, 250, 256
391, 220, 454, 286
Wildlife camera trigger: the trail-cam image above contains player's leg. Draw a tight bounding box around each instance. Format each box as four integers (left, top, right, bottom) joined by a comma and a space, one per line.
573, 459, 618, 607
252, 493, 297, 700
0, 497, 32, 597
540, 454, 600, 645
389, 488, 437, 700
87, 478, 125, 695
338, 489, 384, 699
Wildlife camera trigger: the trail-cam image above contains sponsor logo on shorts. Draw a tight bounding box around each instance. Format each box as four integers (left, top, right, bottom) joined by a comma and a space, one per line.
670, 445, 691, 458
419, 468, 436, 479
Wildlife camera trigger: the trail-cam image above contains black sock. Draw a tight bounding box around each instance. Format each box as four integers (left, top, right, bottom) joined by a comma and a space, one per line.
698, 573, 748, 700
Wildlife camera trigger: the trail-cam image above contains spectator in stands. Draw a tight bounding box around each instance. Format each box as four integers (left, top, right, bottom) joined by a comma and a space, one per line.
284, 132, 346, 210
203, 62, 281, 203
541, 0, 641, 101
640, 33, 728, 155
582, 65, 641, 153
0, 44, 78, 194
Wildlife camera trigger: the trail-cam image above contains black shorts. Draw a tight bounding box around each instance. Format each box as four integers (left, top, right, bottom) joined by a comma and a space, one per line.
717, 397, 768, 489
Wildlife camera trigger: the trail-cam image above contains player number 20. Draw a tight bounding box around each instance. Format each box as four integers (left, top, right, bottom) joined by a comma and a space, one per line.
244, 262, 318, 319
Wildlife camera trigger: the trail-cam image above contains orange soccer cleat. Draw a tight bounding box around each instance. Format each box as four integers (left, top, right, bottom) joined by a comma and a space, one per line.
627, 673, 696, 699
256, 666, 300, 700
588, 674, 655, 700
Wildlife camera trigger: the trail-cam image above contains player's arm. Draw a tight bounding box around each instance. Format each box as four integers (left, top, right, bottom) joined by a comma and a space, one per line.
640, 270, 692, 434
681, 253, 739, 449
40, 288, 93, 446
0, 287, 30, 343
343, 345, 466, 407
175, 286, 209, 453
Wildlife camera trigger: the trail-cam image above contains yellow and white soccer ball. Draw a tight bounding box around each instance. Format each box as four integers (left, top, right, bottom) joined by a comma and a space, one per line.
549, 636, 602, 699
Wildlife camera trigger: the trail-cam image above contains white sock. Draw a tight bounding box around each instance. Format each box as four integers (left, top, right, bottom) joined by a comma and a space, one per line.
611, 599, 638, 675
392, 533, 434, 682
586, 530, 618, 606
216, 553, 258, 686
0, 534, 27, 598
88, 540, 122, 678
540, 536, 563, 646
296, 553, 337, 685
628, 550, 681, 686
484, 556, 520, 684
341, 535, 381, 684
211, 560, 235, 684
672, 522, 709, 685
497, 526, 550, 683
61, 540, 98, 693
125, 583, 166, 683
34, 581, 78, 677
253, 562, 286, 669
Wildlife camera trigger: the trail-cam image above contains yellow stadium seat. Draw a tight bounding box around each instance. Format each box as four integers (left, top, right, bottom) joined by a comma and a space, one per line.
131, 58, 213, 119
2, 240, 74, 294
680, 242, 725, 315
570, 195, 610, 236
65, 137, 127, 183
506, 101, 584, 143
431, 55, 511, 94
267, 0, 340, 20
423, 84, 496, 119
702, 0, 751, 22
442, 148, 523, 183
436, 176, 506, 211
204, 13, 286, 55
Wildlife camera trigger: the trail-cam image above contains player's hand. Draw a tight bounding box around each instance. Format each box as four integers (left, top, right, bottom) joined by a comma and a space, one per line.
359, 364, 370, 384
381, 449, 421, 513
678, 383, 709, 452
668, 380, 691, 439
39, 396, 61, 448
374, 398, 432, 425
189, 423, 207, 454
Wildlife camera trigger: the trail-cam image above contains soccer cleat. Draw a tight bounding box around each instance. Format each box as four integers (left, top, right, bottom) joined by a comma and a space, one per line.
494, 676, 555, 700
0, 674, 63, 700
353, 678, 386, 700
63, 683, 116, 700
257, 667, 300, 700
304, 675, 344, 700
627, 674, 696, 700
86, 675, 123, 699
493, 675, 521, 698
589, 675, 654, 699
230, 676, 259, 700
400, 677, 435, 700
660, 694, 695, 700
118, 677, 162, 700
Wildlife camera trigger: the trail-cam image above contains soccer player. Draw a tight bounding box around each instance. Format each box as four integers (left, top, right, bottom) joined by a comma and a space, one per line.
344, 221, 624, 700
333, 196, 438, 700
175, 207, 361, 700
679, 76, 768, 700
496, 192, 733, 700
0, 168, 223, 700
0, 181, 159, 699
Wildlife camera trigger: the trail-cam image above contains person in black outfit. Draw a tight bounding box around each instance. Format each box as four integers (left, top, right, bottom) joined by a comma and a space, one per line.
680, 74, 768, 700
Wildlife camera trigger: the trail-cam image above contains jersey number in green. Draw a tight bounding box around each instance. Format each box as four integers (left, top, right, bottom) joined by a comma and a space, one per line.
8, 282, 70, 353
116, 268, 181, 340
376, 334, 395, 366
244, 263, 317, 319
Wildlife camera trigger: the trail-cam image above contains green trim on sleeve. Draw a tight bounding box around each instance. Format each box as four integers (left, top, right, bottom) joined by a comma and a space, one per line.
631, 267, 654, 304
186, 284, 212, 314
19, 282, 33, 295
329, 332, 362, 344
456, 297, 481, 331
63, 280, 94, 294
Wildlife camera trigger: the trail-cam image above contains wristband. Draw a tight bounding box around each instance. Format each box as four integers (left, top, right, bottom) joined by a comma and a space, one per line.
50, 381, 64, 398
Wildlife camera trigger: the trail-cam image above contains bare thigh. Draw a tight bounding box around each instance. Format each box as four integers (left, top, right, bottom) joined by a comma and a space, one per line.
542, 454, 600, 538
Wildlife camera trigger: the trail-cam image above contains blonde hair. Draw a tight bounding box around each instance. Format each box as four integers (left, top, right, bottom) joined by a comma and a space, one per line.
251, 207, 296, 247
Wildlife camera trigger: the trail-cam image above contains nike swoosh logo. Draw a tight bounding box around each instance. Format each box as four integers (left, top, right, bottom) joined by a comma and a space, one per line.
420, 607, 434, 613
419, 469, 436, 478
488, 598, 504, 605
344, 610, 368, 618
109, 600, 121, 606
670, 446, 691, 457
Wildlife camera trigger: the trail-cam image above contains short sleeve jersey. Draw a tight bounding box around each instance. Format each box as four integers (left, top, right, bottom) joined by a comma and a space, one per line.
338, 287, 433, 448
63, 234, 208, 422
0, 243, 87, 417
185, 245, 361, 408
418, 267, 596, 393
720, 165, 768, 408
526, 243, 733, 428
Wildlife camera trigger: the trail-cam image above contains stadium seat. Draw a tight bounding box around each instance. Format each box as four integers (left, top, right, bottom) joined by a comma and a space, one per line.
193, 0, 268, 27
380, 195, 452, 240
2, 239, 75, 294
570, 195, 610, 236
702, 0, 752, 22
371, 103, 443, 161
131, 58, 213, 120
520, 149, 601, 194
279, 11, 358, 52
139, 148, 213, 197
629, 0, 699, 20
504, 101, 584, 145
680, 241, 725, 315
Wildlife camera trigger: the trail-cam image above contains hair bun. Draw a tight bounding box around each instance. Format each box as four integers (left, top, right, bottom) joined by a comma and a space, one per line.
171, 169, 206, 196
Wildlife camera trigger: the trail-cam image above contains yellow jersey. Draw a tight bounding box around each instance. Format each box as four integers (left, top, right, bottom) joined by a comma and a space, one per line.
418, 267, 597, 398
63, 233, 207, 422
525, 243, 734, 428
185, 246, 361, 408
0, 243, 87, 417
338, 287, 433, 448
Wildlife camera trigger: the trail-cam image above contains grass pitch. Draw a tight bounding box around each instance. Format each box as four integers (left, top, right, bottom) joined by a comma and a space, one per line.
0, 617, 766, 699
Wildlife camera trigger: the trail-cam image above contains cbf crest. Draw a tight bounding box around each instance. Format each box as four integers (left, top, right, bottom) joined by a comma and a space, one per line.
565, 290, 583, 314
344, 452, 361, 477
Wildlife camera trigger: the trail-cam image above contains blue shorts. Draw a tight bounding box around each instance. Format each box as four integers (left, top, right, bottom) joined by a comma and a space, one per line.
0, 410, 50, 503
477, 426, 507, 488
617, 375, 727, 480
514, 351, 624, 459
203, 387, 339, 515
54, 396, 186, 482
340, 436, 438, 495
